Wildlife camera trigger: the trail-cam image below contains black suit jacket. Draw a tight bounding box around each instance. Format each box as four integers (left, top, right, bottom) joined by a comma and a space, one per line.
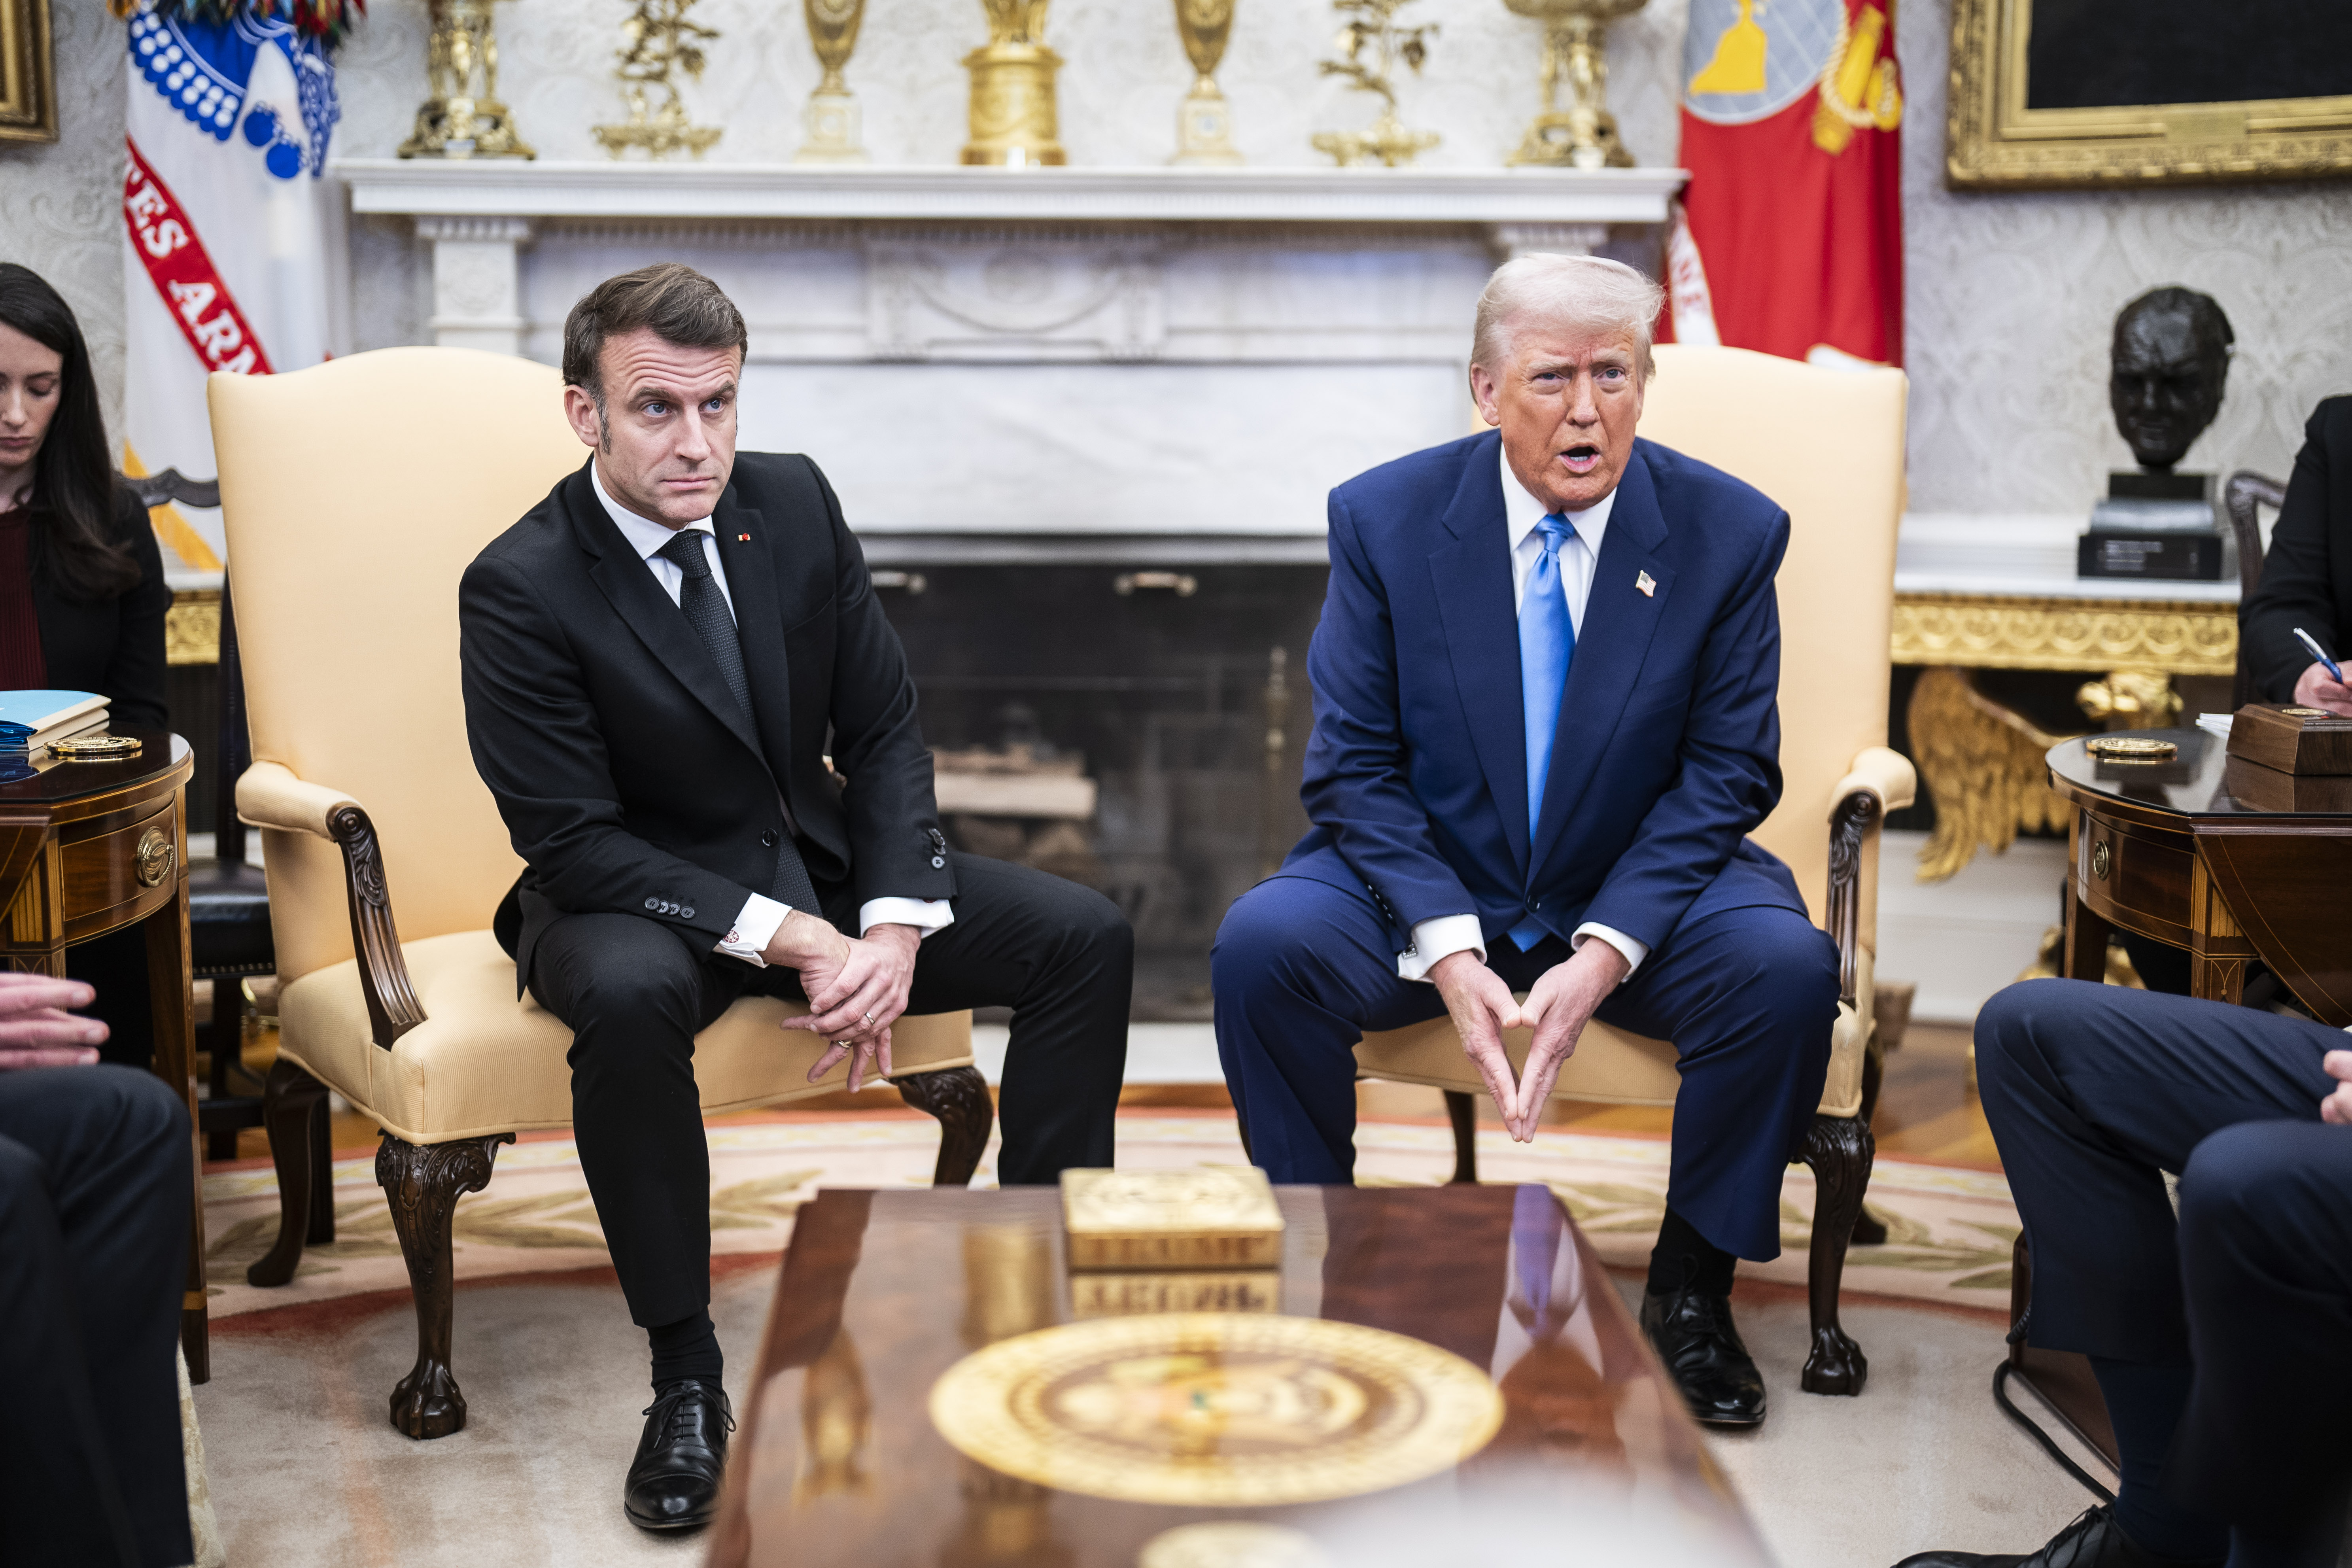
32, 485, 170, 727
2243, 396, 2352, 702
459, 454, 950, 989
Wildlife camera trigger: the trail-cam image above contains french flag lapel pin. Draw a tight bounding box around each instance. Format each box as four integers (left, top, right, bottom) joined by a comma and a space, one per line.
1635, 570, 1656, 598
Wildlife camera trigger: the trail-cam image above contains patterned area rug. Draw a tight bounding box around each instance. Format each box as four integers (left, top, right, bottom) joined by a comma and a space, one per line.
200, 1112, 2017, 1321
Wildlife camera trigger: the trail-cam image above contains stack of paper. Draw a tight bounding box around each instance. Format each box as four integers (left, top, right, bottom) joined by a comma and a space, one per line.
0, 691, 110, 755
2197, 713, 2234, 739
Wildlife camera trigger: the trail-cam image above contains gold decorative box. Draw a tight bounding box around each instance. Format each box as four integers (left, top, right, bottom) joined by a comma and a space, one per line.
1059, 1167, 1284, 1271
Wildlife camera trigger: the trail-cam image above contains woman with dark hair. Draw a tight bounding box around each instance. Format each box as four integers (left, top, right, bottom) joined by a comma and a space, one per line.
1, 262, 172, 1068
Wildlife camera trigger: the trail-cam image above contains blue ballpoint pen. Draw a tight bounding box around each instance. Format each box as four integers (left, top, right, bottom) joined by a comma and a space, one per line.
2293, 627, 2343, 686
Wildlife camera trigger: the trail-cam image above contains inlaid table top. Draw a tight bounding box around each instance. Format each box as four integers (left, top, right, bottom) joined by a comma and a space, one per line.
709, 1185, 1768, 1568
2048, 728, 2352, 819
0, 727, 189, 810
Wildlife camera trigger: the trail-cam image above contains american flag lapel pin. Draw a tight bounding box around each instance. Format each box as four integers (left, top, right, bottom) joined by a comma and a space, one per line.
1635, 570, 1656, 598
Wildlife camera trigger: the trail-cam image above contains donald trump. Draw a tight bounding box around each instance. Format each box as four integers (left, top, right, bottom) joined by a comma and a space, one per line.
1212, 254, 1839, 1429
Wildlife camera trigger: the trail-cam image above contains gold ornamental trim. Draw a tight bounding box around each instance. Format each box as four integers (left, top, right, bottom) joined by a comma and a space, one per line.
166, 589, 221, 666
927, 1312, 1503, 1507
1891, 591, 2235, 675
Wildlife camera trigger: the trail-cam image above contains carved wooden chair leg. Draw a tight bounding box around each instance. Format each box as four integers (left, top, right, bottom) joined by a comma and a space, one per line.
1798, 1110, 1874, 1395
246, 1057, 330, 1287
1851, 1028, 1889, 1245
378, 1131, 512, 1439
305, 1079, 336, 1245
897, 1065, 993, 1188
1443, 1089, 1479, 1185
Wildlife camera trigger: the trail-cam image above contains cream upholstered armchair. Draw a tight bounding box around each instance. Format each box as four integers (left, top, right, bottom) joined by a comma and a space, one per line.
210, 348, 985, 1440
1354, 344, 1914, 1397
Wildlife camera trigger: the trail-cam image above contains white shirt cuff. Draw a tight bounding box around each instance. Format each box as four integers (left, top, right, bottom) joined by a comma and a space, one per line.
859, 897, 955, 938
1399, 914, 1486, 983
1571, 921, 1648, 980
716, 893, 792, 968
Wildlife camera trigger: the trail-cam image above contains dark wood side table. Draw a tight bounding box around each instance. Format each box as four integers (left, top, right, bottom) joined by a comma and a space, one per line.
0, 730, 207, 1379
2049, 729, 2352, 1018
711, 1186, 1768, 1567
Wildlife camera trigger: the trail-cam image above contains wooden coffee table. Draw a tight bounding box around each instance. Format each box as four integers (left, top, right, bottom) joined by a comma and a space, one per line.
709, 1185, 1767, 1566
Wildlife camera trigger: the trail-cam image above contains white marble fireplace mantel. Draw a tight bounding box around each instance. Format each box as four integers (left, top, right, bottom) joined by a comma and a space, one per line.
339, 161, 1685, 538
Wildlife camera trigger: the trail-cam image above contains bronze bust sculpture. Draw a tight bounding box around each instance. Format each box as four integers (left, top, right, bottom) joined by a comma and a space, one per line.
2109, 286, 2234, 473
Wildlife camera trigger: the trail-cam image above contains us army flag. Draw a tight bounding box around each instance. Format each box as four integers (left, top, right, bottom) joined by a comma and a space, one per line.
1664, 0, 1903, 367
121, 2, 339, 574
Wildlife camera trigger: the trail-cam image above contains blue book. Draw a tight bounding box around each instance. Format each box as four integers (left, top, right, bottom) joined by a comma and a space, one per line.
0, 690, 108, 752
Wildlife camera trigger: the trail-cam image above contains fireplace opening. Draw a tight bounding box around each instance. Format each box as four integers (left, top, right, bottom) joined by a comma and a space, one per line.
876, 560, 1328, 1020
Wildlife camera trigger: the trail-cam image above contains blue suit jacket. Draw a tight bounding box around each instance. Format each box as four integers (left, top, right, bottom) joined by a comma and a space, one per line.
1282, 429, 1806, 956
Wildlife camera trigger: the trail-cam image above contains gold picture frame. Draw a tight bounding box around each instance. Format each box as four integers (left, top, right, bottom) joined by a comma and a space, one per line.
0, 0, 57, 144
1947, 0, 2352, 189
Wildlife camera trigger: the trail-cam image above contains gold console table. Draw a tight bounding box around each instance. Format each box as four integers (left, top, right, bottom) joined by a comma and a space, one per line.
1889, 517, 2240, 881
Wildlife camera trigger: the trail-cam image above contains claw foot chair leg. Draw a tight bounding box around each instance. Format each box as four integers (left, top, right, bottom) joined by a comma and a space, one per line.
1798, 1111, 1874, 1395
246, 1058, 331, 1288
1443, 1089, 1479, 1184
897, 1065, 993, 1187
377, 1131, 512, 1439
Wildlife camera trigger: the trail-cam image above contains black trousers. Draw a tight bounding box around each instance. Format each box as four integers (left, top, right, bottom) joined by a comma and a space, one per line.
0, 1066, 193, 1568
1977, 980, 2352, 1541
527, 850, 1132, 1328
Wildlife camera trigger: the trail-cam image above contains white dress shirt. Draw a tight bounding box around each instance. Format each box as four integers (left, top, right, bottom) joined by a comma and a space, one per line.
1396, 445, 1650, 985
590, 463, 953, 965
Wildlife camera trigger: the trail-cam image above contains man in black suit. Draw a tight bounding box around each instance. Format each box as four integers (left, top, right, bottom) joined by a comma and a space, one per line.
458, 264, 1133, 1532
2243, 396, 2352, 712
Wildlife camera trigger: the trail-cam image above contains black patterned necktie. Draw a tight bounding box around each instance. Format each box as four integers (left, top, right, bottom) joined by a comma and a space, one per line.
656, 530, 822, 918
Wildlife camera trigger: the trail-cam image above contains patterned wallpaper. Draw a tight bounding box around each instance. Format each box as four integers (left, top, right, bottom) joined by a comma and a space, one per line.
0, 0, 132, 439
7, 0, 2350, 511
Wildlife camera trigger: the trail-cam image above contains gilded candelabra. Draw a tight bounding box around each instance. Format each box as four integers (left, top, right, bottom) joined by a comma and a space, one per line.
796, 0, 868, 164
963, 0, 1064, 166
397, 0, 535, 159
1311, 0, 1439, 168
1503, 0, 1644, 168
593, 0, 723, 160
1170, 0, 1241, 166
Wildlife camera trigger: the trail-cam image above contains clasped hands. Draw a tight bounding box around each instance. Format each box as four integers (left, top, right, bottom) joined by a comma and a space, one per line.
1430, 939, 1628, 1141
763, 911, 919, 1093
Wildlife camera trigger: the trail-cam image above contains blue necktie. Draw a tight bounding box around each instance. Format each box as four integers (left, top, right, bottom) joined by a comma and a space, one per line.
1510, 516, 1575, 951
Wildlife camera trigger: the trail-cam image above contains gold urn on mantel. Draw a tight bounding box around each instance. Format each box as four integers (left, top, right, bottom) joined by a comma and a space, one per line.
962, 0, 1065, 167
796, 0, 869, 164
1170, 0, 1242, 166
1503, 0, 1645, 169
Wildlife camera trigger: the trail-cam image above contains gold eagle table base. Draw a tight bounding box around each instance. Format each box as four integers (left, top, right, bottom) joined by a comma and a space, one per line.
1894, 589, 2235, 881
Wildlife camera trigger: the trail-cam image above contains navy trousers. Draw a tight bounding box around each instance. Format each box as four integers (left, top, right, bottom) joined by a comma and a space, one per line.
1211, 874, 1839, 1261
1977, 980, 2352, 1538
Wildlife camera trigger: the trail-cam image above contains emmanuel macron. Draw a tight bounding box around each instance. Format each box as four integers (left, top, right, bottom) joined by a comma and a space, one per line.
1212, 254, 1840, 1429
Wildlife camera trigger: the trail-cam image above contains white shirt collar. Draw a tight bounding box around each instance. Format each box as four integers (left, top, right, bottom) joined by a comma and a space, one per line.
1499, 441, 1616, 558
590, 460, 714, 563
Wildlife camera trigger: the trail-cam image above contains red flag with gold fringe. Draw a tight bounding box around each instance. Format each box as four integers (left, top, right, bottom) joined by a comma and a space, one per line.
1662, 0, 1904, 367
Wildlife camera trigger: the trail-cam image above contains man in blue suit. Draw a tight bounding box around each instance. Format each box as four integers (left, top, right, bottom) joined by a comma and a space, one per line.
1213, 254, 1840, 1428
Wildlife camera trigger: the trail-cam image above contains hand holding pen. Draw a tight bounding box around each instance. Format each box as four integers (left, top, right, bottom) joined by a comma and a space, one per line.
2291, 628, 2352, 716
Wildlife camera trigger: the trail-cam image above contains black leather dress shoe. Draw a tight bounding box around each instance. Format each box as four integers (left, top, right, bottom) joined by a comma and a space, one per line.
1639, 1284, 1766, 1427
1891, 1505, 2224, 1568
624, 1378, 734, 1532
